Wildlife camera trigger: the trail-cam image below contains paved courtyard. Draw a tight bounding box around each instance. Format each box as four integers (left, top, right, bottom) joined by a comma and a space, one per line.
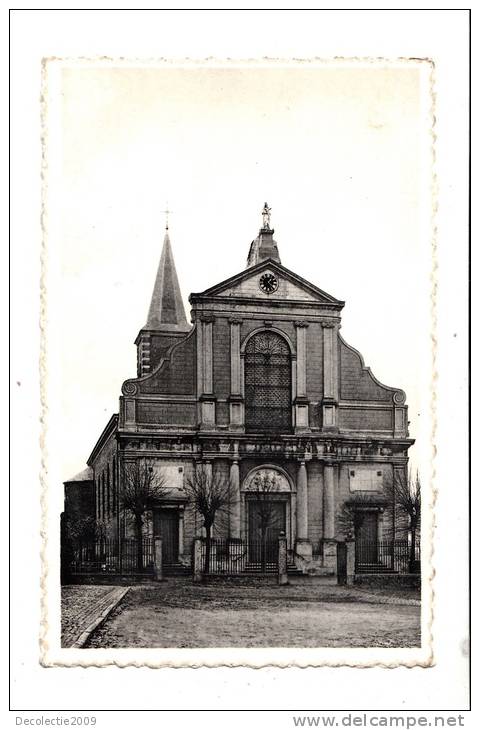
61, 585, 129, 647
77, 577, 421, 649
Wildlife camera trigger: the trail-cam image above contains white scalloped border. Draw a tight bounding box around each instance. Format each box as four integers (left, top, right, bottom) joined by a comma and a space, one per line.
39, 56, 436, 669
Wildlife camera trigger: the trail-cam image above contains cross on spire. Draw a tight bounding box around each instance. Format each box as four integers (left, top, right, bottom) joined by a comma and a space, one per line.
162, 204, 172, 230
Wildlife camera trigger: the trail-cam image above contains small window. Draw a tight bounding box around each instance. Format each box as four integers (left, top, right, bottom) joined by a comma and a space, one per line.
377, 471, 382, 477
350, 470, 355, 477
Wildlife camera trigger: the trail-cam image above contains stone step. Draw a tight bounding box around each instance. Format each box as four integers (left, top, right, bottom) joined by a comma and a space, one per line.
356, 565, 399, 574
163, 563, 191, 576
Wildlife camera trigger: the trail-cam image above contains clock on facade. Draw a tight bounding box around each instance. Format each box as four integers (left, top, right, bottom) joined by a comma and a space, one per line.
259, 272, 279, 294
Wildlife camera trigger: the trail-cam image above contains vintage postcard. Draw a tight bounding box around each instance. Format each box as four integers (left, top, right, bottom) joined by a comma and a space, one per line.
40, 58, 435, 668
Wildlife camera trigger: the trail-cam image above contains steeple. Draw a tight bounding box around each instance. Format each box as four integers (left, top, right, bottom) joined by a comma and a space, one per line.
145, 228, 190, 332
246, 202, 281, 268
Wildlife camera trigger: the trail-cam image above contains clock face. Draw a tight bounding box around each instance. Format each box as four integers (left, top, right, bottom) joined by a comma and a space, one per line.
259, 272, 279, 294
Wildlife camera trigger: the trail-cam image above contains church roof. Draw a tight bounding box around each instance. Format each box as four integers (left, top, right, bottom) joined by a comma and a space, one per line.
192, 257, 344, 308
246, 202, 281, 267
145, 230, 190, 332
246, 228, 281, 267
64, 466, 93, 484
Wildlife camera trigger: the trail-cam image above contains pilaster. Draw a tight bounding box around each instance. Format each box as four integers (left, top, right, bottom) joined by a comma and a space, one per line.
323, 461, 336, 540
294, 322, 310, 433
229, 444, 241, 540
322, 323, 339, 430
229, 318, 245, 430
296, 459, 308, 540
199, 315, 216, 429
295, 460, 312, 563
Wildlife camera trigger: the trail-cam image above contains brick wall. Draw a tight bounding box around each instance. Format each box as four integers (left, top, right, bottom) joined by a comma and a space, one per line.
149, 334, 183, 371
339, 407, 393, 431
339, 338, 393, 402
216, 401, 230, 426
306, 323, 323, 400
139, 330, 196, 395
213, 317, 230, 398
136, 401, 197, 425
91, 428, 119, 539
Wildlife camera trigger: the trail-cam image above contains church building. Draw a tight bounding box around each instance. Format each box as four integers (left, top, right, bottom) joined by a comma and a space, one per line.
86, 204, 414, 574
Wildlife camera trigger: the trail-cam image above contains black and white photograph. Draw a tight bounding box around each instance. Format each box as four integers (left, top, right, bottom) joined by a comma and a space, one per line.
41, 59, 433, 658
9, 9, 472, 719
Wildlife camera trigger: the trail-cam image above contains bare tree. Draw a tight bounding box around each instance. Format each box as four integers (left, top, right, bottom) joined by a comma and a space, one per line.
184, 463, 231, 575
386, 469, 421, 572
120, 460, 169, 570
248, 471, 284, 572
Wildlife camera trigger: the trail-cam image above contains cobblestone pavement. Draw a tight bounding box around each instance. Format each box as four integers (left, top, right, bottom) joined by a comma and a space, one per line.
86, 578, 421, 649
61, 585, 129, 647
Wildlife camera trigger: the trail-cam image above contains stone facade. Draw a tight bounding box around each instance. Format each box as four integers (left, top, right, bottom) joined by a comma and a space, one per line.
86, 213, 414, 573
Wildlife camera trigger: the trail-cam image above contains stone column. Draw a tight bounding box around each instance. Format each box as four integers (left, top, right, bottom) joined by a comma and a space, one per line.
229, 456, 241, 540
178, 511, 184, 558
323, 462, 335, 539
154, 537, 163, 581
296, 460, 308, 540
346, 539, 356, 585
278, 532, 288, 586
295, 460, 312, 566
192, 537, 203, 583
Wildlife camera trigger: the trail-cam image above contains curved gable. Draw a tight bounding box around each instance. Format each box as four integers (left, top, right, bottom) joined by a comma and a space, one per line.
123, 327, 196, 397
339, 335, 403, 403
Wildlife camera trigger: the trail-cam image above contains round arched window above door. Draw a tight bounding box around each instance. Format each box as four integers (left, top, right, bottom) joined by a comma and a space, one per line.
244, 331, 292, 433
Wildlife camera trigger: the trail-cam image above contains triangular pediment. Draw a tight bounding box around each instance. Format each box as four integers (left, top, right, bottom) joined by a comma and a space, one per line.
192, 259, 343, 306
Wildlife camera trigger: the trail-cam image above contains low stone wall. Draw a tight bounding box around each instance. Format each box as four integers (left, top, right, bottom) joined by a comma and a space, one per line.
68, 574, 156, 585
354, 573, 421, 589
202, 574, 279, 586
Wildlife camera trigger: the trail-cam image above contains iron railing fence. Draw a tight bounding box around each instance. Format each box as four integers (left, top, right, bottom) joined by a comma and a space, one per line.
70, 538, 155, 574
199, 538, 279, 574
355, 538, 421, 574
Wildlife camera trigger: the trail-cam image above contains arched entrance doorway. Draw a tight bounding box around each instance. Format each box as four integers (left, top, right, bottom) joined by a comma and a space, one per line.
244, 331, 292, 433
242, 466, 294, 566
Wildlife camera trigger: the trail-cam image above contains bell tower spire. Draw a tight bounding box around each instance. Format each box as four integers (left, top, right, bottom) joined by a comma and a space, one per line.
246, 202, 281, 268
135, 224, 190, 378
145, 227, 189, 331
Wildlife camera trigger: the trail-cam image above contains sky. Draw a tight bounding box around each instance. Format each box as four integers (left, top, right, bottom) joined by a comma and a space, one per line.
44, 61, 433, 481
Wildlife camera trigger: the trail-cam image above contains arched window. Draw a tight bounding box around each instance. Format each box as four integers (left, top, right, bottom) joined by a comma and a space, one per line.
244, 331, 292, 433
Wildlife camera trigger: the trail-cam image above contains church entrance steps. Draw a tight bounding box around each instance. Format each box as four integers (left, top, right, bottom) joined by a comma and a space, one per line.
163, 563, 191, 576
355, 567, 399, 575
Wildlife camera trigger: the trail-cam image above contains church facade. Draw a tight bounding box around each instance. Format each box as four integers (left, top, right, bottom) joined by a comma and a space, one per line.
86, 206, 414, 574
